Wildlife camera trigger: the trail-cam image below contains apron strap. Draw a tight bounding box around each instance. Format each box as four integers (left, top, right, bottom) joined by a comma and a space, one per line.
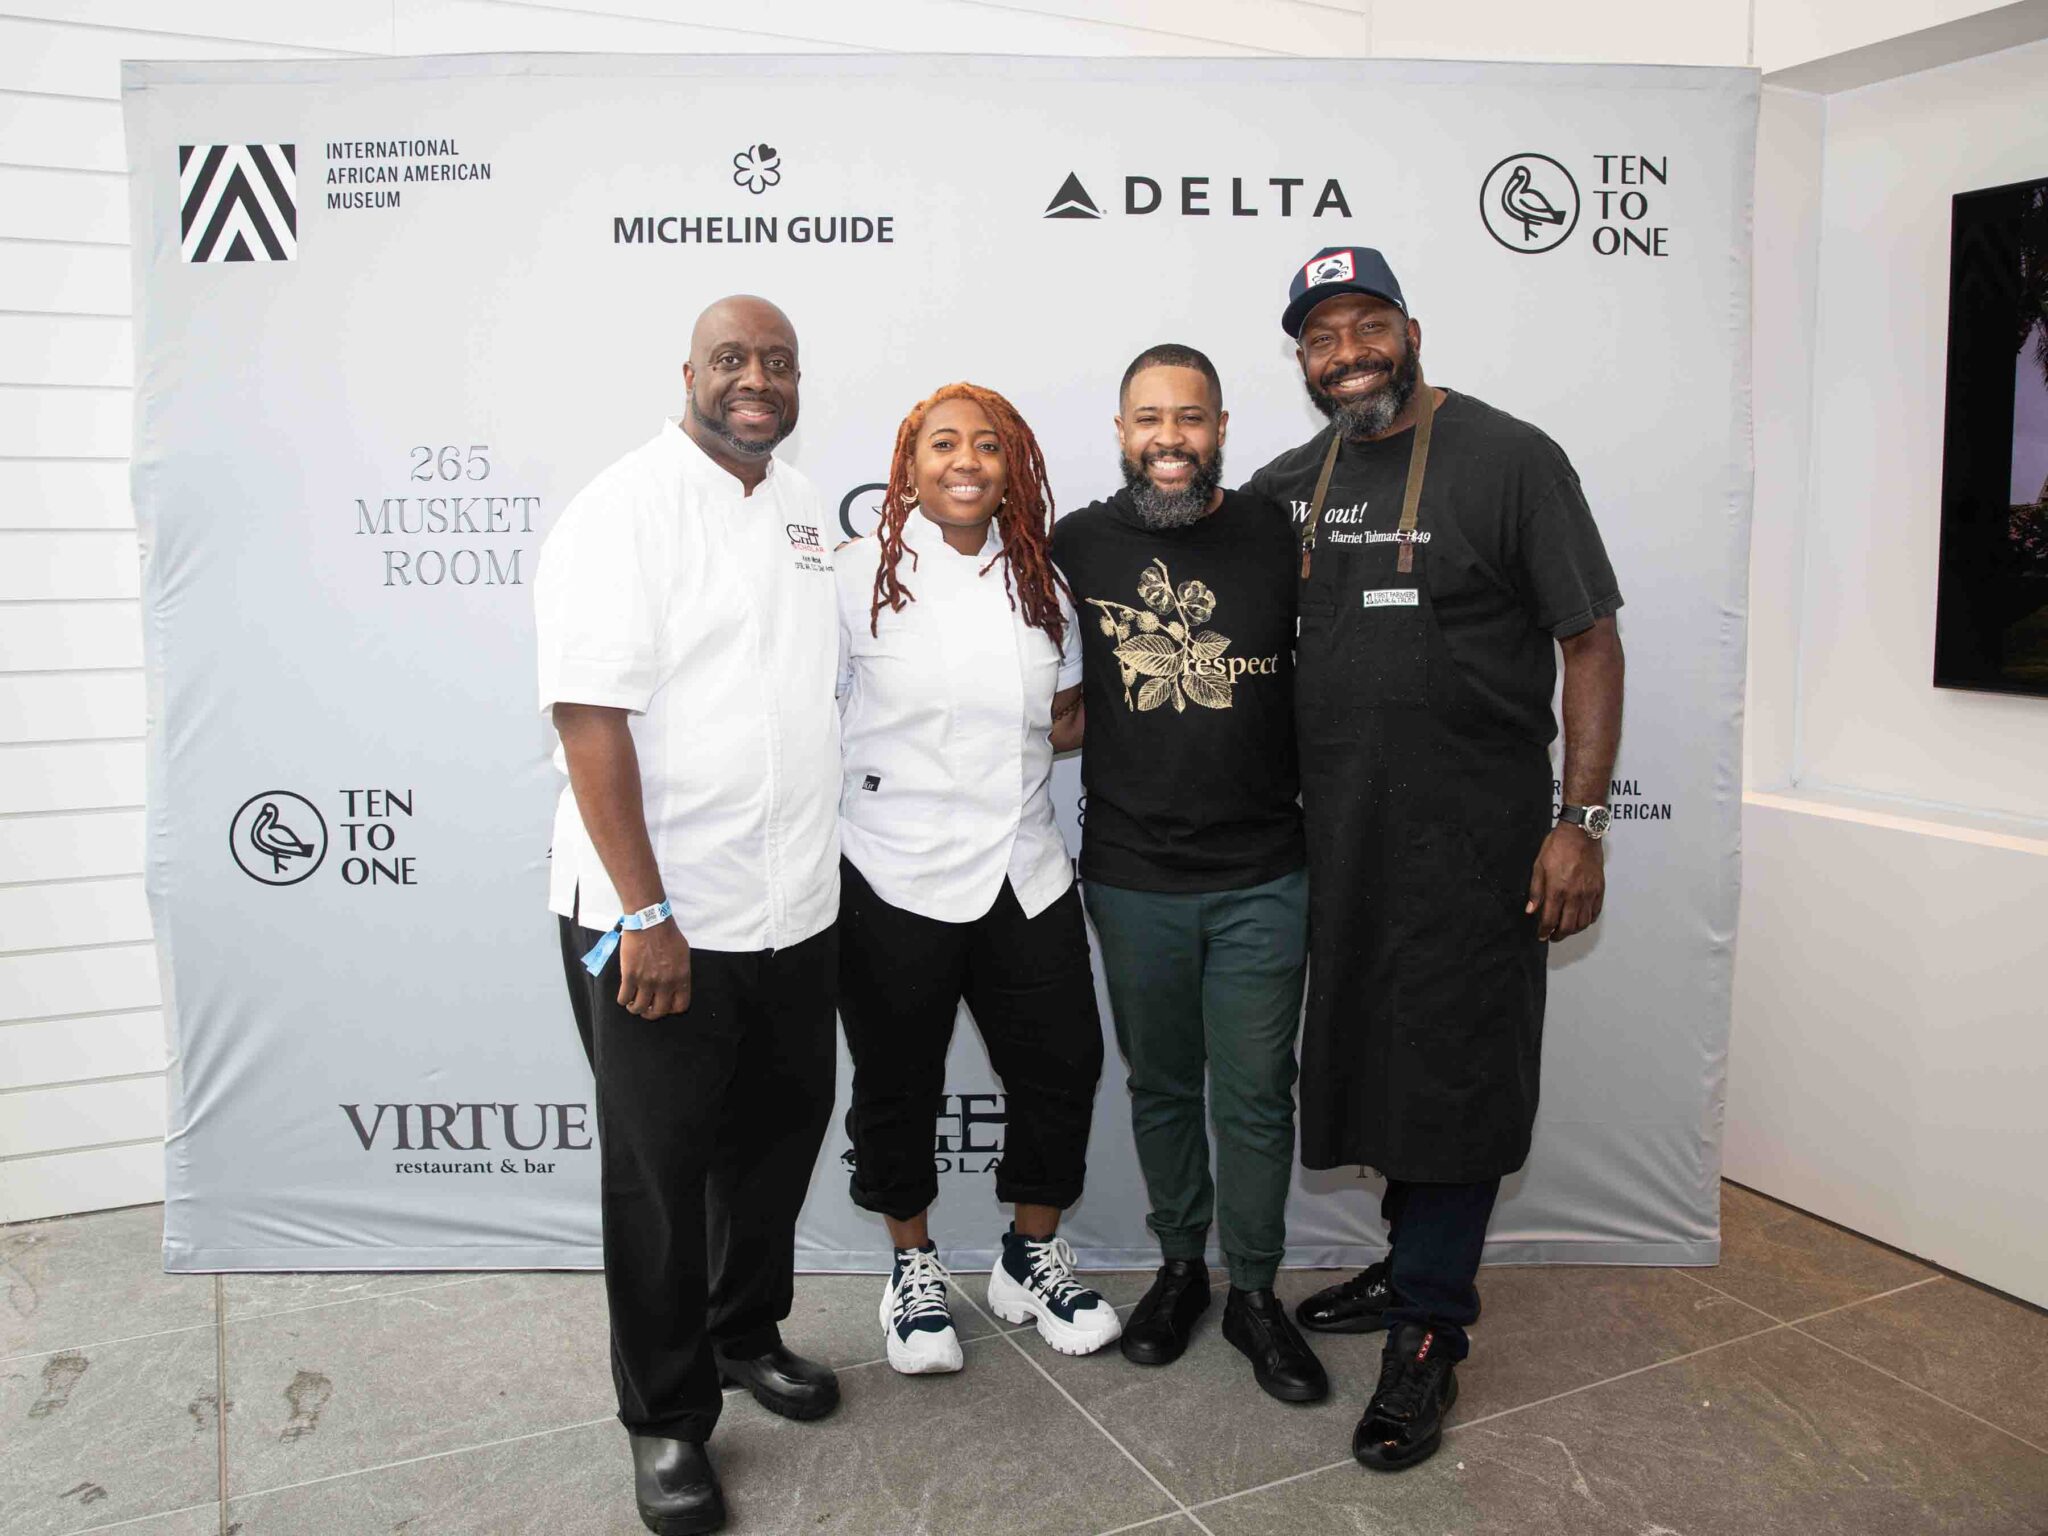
1395, 385, 1437, 575
1299, 429, 1345, 579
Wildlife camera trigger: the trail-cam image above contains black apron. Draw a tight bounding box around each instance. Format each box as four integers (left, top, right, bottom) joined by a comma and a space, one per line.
1294, 392, 1551, 1182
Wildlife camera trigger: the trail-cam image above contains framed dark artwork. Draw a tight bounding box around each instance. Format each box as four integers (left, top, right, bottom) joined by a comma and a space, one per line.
1935, 173, 2048, 695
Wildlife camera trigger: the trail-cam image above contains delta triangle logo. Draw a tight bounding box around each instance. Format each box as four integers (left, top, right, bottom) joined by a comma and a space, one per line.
1043, 171, 1102, 220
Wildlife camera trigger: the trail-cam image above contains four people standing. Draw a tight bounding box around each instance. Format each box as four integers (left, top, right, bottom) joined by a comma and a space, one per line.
540, 258, 1623, 1531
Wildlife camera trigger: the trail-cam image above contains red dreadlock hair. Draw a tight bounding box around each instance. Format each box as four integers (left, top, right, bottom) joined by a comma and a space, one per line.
868, 382, 1068, 648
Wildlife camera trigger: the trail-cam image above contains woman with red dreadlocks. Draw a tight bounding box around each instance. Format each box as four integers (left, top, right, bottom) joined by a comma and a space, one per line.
833, 382, 1118, 1375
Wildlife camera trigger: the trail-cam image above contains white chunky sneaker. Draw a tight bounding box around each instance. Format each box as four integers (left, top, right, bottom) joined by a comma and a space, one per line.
986, 1229, 1122, 1355
881, 1244, 964, 1375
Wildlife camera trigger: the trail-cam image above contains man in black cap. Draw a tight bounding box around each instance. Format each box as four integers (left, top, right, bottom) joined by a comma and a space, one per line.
1245, 247, 1625, 1472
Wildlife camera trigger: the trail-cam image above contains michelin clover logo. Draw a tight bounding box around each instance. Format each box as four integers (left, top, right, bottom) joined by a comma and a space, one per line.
733, 143, 781, 194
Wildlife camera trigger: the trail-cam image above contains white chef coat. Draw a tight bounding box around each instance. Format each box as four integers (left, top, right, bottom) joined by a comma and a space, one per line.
835, 508, 1083, 922
535, 421, 840, 951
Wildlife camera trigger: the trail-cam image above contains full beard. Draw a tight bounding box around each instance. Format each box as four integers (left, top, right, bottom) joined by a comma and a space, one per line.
1119, 444, 1225, 530
1306, 343, 1419, 441
688, 390, 793, 459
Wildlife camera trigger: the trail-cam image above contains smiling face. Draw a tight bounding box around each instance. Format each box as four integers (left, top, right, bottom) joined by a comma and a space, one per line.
1116, 364, 1227, 529
911, 398, 1009, 541
681, 296, 799, 470
1296, 291, 1422, 441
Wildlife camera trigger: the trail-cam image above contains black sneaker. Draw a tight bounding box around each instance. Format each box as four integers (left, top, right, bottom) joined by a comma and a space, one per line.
1222, 1286, 1329, 1403
1352, 1322, 1458, 1472
1120, 1258, 1211, 1366
1296, 1261, 1483, 1334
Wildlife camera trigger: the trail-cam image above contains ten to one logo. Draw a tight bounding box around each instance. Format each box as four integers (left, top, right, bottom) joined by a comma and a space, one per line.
1479, 153, 1579, 254
230, 791, 327, 885
179, 144, 297, 263
732, 142, 781, 194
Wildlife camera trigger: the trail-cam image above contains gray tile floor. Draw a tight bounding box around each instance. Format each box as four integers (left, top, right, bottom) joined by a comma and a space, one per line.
5, 1183, 2047, 1535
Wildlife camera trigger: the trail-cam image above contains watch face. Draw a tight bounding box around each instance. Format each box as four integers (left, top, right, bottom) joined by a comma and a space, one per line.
1586, 806, 1612, 838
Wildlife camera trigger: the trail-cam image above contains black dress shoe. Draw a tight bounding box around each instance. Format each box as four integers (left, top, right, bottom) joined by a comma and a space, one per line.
1121, 1258, 1212, 1366
1352, 1322, 1458, 1473
629, 1434, 725, 1535
1295, 1260, 1482, 1335
712, 1342, 840, 1422
1221, 1286, 1329, 1403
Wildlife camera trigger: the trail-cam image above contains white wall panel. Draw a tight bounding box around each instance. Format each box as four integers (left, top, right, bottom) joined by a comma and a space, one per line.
0, 241, 131, 317
974, 0, 1366, 52
0, 165, 130, 244
0, 944, 161, 1023
1755, 0, 2021, 73
0, 16, 350, 100
0, 809, 147, 883
391, 0, 865, 53
0, 389, 133, 459
0, 0, 393, 54
0, 1011, 166, 1091
0, 92, 126, 174
0, 532, 141, 600
1371, 0, 1748, 65
1727, 796, 2048, 1309
0, 740, 146, 815
0, 317, 136, 391
1793, 36, 2048, 818
0, 460, 133, 527
0, 1075, 166, 1157
0, 1140, 163, 1224
0, 876, 151, 950
0, 601, 145, 669
0, 670, 147, 742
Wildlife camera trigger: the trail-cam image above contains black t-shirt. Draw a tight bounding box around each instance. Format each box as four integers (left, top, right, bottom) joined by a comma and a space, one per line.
1245, 389, 1622, 744
1051, 488, 1305, 893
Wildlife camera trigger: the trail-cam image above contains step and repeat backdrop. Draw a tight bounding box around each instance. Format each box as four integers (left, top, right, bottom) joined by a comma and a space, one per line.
123, 54, 1756, 1271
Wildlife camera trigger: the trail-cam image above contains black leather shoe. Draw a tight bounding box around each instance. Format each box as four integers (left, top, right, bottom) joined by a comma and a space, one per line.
712, 1343, 840, 1422
1296, 1260, 1482, 1335
1352, 1322, 1458, 1473
1121, 1258, 1211, 1366
1221, 1286, 1328, 1403
629, 1434, 725, 1535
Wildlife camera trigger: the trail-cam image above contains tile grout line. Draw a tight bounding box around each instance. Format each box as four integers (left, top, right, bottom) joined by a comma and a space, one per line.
1789, 1323, 2048, 1461
954, 1282, 1219, 1536
52, 1497, 224, 1536
0, 1273, 502, 1364
220, 1413, 621, 1507
213, 1274, 228, 1536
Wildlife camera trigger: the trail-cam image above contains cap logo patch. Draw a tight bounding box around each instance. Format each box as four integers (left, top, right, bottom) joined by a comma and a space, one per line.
1307, 251, 1355, 285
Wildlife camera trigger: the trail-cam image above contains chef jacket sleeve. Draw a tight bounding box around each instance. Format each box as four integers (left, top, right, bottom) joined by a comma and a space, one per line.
1057, 586, 1084, 691
533, 472, 666, 715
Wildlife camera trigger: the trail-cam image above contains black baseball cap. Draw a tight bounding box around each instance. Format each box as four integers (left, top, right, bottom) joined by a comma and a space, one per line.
1281, 246, 1406, 338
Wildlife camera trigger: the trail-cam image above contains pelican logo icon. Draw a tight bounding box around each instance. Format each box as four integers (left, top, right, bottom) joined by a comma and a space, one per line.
230, 791, 328, 886
1479, 153, 1579, 254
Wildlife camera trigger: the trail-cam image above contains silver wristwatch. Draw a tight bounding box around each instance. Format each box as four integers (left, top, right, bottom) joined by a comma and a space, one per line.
1558, 804, 1611, 840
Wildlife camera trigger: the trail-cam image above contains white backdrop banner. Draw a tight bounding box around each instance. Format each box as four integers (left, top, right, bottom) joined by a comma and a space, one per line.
123, 54, 1755, 1272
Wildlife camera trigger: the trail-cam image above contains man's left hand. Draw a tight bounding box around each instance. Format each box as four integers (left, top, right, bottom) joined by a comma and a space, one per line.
1525, 825, 1605, 942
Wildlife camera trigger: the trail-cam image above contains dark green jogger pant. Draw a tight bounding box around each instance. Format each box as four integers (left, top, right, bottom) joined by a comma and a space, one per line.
1081, 868, 1309, 1291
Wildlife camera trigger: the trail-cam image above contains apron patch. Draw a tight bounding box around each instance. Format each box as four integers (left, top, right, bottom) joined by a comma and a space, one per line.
1361, 588, 1421, 608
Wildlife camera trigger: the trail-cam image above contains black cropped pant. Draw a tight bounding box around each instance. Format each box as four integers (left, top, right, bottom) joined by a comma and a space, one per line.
836, 859, 1104, 1220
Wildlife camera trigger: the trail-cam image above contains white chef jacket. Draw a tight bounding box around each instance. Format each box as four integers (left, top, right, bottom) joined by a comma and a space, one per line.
835, 509, 1083, 922
535, 421, 840, 951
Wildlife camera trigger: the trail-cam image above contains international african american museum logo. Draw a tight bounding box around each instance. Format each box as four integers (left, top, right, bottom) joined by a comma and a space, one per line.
1479, 153, 1579, 253
230, 791, 327, 885
180, 144, 298, 262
